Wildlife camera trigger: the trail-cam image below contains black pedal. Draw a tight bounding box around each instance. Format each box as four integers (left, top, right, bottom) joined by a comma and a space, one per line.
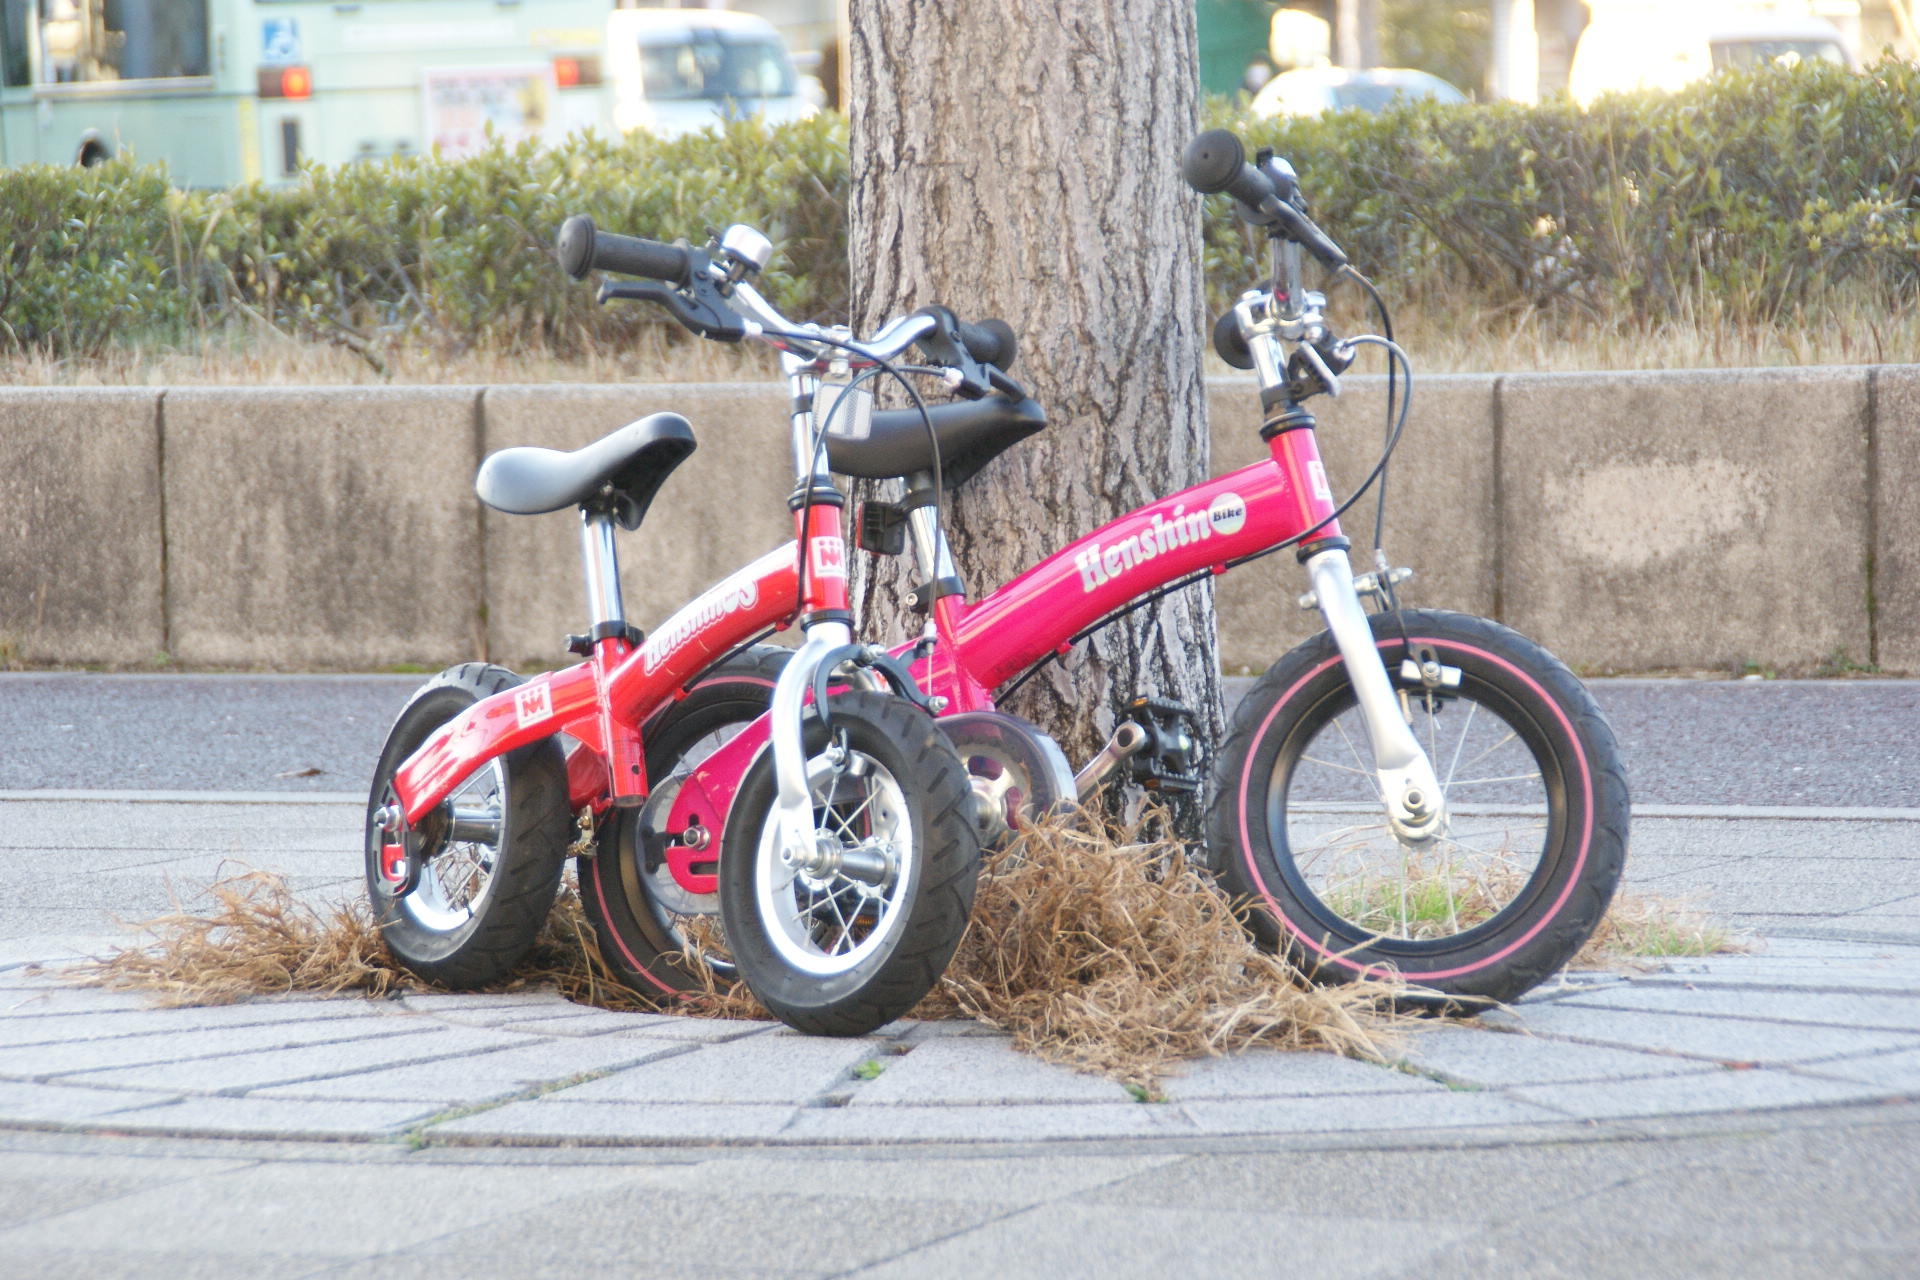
857, 500, 908, 555
1124, 697, 1202, 794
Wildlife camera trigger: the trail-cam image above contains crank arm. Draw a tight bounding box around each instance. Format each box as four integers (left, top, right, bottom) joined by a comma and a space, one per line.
1304, 548, 1445, 847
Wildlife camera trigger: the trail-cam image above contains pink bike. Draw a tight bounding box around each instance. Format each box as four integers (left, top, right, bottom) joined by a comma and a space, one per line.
374, 129, 1629, 1024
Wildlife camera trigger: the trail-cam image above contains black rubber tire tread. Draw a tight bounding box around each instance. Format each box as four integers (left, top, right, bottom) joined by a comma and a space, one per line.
578, 644, 792, 997
365, 663, 572, 989
719, 692, 981, 1037
1206, 609, 1629, 1009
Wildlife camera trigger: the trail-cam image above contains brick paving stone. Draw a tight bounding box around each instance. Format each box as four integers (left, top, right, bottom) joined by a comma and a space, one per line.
783, 1101, 1174, 1143
431, 1099, 802, 1143
1178, 1091, 1563, 1136
491, 1009, 769, 1040
1405, 1024, 1721, 1088
850, 1037, 1133, 1106
1507, 1066, 1896, 1120
1791, 1045, 1920, 1091
1156, 1048, 1433, 1101
83, 1095, 447, 1139
0, 1079, 180, 1125
0, 1000, 391, 1049
558, 1031, 882, 1105
1555, 984, 1920, 1032
0, 1018, 436, 1079
59, 1025, 538, 1094
249, 1036, 689, 1104
1480, 1002, 1920, 1064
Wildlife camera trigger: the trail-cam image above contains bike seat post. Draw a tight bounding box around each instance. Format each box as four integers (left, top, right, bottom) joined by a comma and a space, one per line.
580, 507, 626, 634
580, 502, 646, 806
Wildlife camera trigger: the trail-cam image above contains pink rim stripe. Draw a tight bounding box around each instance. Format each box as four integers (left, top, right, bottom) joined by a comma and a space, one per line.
1234, 638, 1594, 983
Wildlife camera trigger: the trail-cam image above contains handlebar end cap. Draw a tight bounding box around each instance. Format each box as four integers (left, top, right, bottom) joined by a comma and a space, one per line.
1183, 129, 1246, 196
556, 215, 596, 281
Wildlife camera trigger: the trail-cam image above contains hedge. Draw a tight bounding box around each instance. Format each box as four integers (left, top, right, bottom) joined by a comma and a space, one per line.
3, 59, 1916, 358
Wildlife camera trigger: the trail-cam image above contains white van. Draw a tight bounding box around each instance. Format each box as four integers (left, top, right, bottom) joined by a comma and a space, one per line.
1569, 9, 1853, 106
606, 9, 817, 137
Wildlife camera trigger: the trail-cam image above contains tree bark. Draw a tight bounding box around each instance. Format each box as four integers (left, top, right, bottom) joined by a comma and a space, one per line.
845, 0, 1222, 779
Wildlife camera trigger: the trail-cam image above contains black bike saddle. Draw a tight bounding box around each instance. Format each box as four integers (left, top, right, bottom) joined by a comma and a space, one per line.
476, 412, 696, 530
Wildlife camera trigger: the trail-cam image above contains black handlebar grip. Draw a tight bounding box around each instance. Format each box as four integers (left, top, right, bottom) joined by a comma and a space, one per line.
955, 318, 1018, 369
555, 215, 691, 284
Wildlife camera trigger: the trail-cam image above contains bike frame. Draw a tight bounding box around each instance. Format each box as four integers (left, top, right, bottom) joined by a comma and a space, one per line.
389, 517, 841, 826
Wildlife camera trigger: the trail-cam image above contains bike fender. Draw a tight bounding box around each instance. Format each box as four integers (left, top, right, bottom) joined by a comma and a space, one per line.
662, 712, 770, 896
394, 664, 601, 823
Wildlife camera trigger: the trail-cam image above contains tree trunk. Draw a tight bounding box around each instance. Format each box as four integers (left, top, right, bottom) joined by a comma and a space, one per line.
845, 0, 1222, 783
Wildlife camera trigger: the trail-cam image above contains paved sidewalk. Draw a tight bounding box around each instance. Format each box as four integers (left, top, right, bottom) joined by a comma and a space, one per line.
2, 937, 1920, 1146
1, 795, 1918, 1147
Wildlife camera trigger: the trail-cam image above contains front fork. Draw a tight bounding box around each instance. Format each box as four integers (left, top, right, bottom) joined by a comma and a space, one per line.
1304, 547, 1446, 848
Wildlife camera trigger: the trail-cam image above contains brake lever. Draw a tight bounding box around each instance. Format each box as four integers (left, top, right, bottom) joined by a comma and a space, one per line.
594, 248, 747, 342
909, 307, 994, 399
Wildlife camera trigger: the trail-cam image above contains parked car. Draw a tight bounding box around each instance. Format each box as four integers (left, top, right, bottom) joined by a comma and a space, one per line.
607, 8, 814, 138
1248, 66, 1467, 118
1569, 10, 1852, 106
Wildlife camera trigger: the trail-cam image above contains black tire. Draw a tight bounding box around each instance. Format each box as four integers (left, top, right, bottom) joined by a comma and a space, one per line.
579, 644, 790, 998
719, 692, 981, 1036
1207, 609, 1629, 1009
365, 664, 572, 989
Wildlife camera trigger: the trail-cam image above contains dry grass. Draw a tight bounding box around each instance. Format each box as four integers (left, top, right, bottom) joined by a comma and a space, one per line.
9, 293, 1915, 389
910, 812, 1404, 1091
1572, 889, 1745, 970
70, 870, 406, 1006
0, 326, 777, 388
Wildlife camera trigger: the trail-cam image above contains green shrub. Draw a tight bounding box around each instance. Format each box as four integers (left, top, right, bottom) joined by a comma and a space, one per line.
1207, 58, 1920, 318
0, 115, 848, 357
3, 61, 1917, 359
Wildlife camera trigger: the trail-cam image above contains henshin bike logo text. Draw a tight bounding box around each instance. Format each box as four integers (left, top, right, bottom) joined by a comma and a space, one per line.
1073, 493, 1246, 592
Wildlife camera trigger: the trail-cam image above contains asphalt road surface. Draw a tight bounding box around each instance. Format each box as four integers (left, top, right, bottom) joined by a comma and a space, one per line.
0, 672, 1913, 808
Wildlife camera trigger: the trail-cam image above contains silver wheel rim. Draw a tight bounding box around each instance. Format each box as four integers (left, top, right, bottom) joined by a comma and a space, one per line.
1270, 688, 1551, 943
635, 722, 743, 976
403, 758, 507, 933
753, 747, 915, 977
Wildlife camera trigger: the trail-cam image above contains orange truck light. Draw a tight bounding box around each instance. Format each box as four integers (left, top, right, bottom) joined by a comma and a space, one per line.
258, 66, 313, 99
553, 55, 601, 87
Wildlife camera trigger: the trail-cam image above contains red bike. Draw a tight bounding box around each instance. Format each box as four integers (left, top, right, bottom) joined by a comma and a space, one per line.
372, 129, 1629, 1022
364, 219, 987, 1036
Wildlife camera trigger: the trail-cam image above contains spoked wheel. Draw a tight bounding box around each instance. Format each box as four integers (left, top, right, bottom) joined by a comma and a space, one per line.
365, 664, 572, 988
1208, 609, 1629, 1009
579, 645, 790, 998
719, 692, 981, 1036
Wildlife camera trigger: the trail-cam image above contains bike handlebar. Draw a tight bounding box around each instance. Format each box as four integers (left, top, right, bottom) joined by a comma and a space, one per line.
556, 216, 691, 285
1182, 129, 1349, 271
556, 215, 1019, 380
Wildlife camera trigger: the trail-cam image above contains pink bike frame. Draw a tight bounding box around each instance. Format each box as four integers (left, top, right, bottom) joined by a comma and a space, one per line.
921, 425, 1340, 706
642, 424, 1345, 896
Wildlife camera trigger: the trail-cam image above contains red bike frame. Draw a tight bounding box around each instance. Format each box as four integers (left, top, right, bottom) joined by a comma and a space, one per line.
389, 505, 850, 826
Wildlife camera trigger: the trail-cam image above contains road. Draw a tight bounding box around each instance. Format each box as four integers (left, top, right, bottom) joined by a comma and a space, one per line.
3, 672, 1915, 808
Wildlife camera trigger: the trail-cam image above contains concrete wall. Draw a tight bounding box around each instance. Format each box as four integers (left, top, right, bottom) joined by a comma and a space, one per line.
0, 369, 1909, 674
0, 389, 165, 665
